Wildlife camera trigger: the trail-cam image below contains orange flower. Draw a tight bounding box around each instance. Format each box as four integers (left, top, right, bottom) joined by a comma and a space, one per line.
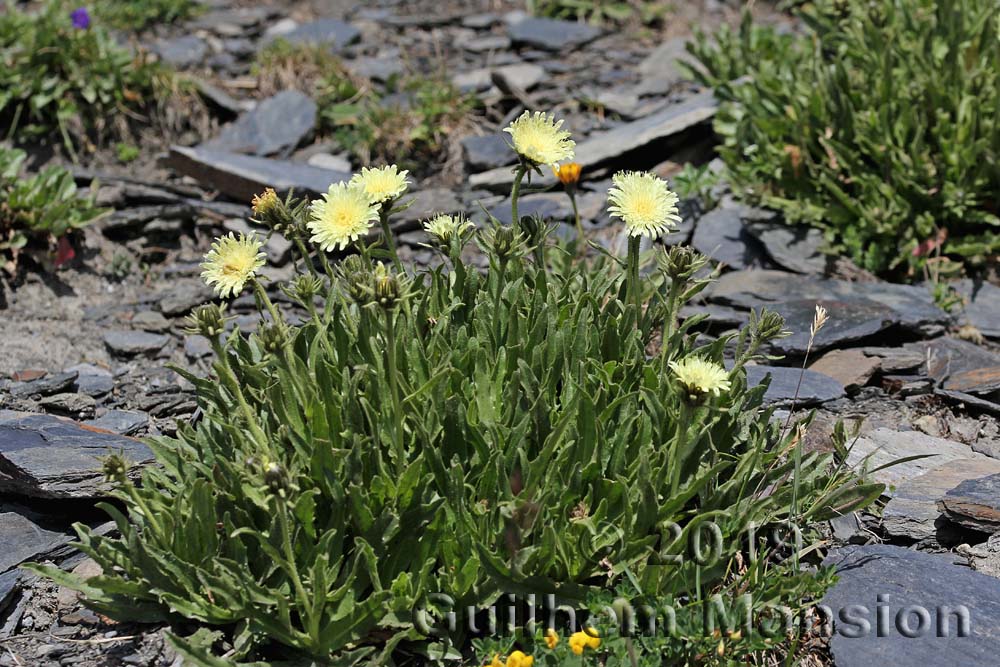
544, 628, 559, 649
553, 162, 582, 187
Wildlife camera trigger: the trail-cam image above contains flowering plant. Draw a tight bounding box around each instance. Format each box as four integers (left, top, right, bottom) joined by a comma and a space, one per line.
29, 117, 879, 665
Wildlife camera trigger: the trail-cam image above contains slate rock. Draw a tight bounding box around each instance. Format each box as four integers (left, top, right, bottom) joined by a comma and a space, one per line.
462, 134, 514, 171
464, 34, 511, 53
159, 283, 213, 317
846, 428, 985, 494
0, 413, 154, 498
184, 335, 213, 360
708, 270, 948, 332
204, 91, 317, 158
770, 299, 896, 356
471, 92, 717, 190
942, 367, 1000, 396
634, 37, 689, 96
690, 206, 768, 270
0, 569, 19, 610
38, 393, 96, 419
883, 459, 1000, 540
452, 68, 493, 93
262, 18, 360, 52
809, 349, 882, 392
7, 372, 78, 399
822, 544, 1000, 666
103, 331, 169, 357
954, 279, 1000, 339
507, 16, 601, 51
151, 35, 207, 68
912, 336, 1000, 381
488, 193, 572, 226
166, 146, 349, 202
390, 188, 462, 230
87, 410, 149, 436
744, 365, 845, 406
939, 473, 1000, 533
0, 512, 71, 573
72, 373, 114, 398
744, 221, 827, 274
493, 63, 545, 91
131, 310, 171, 332
347, 52, 405, 83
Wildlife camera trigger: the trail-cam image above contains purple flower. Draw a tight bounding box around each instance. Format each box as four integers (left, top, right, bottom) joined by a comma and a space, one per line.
70, 7, 91, 30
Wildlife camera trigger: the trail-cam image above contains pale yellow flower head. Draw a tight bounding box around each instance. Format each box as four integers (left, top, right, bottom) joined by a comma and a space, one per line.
349, 165, 410, 204
200, 232, 266, 299
423, 214, 473, 244
503, 111, 575, 167
307, 183, 379, 251
607, 171, 681, 238
669, 357, 732, 397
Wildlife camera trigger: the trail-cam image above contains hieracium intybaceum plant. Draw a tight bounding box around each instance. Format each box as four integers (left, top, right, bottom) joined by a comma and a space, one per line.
28, 111, 880, 666
687, 0, 1000, 277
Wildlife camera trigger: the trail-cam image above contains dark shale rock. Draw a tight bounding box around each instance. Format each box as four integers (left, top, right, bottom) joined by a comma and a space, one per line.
204, 91, 317, 158
488, 193, 573, 226
808, 349, 882, 392
0, 413, 153, 498
7, 372, 78, 399
507, 16, 601, 51
939, 473, 1000, 533
883, 459, 1000, 541
743, 221, 827, 274
769, 299, 896, 356
150, 35, 207, 68
158, 282, 213, 317
954, 279, 1000, 339
38, 393, 96, 420
166, 146, 349, 202
462, 134, 514, 171
87, 410, 150, 437
821, 544, 1000, 666
846, 428, 985, 494
0, 512, 72, 573
690, 206, 768, 270
745, 365, 845, 406
103, 331, 169, 357
261, 18, 360, 52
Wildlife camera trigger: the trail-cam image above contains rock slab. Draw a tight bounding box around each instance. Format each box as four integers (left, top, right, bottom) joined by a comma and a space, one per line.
0, 413, 154, 499
204, 90, 317, 158
940, 473, 1000, 533
745, 365, 845, 406
847, 428, 986, 494
0, 511, 72, 573
822, 544, 1000, 666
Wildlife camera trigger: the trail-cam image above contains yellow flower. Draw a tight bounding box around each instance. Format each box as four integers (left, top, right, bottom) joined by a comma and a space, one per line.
607, 171, 681, 238
669, 357, 732, 397
487, 654, 504, 667
504, 111, 576, 167
423, 214, 472, 244
200, 232, 266, 298
307, 183, 379, 251
568, 629, 600, 655
553, 162, 582, 187
543, 629, 559, 649
349, 165, 410, 204
506, 650, 533, 667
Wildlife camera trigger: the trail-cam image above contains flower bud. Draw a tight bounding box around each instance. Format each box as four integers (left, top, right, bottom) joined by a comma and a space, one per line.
657, 245, 708, 282
484, 224, 525, 262
750, 308, 789, 342
373, 263, 402, 310
251, 188, 295, 233
339, 255, 374, 305
186, 304, 226, 339
102, 453, 130, 485
264, 462, 289, 496
259, 322, 288, 354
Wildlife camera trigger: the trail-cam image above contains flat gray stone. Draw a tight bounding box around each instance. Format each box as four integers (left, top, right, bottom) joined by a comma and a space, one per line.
0, 512, 71, 573
493, 63, 545, 91
883, 459, 1000, 540
151, 35, 207, 68
488, 193, 572, 226
469, 92, 717, 190
159, 283, 213, 317
0, 569, 19, 610
0, 413, 154, 498
708, 270, 949, 332
690, 206, 768, 270
507, 16, 601, 51
7, 372, 78, 399
103, 331, 169, 357
940, 473, 1000, 533
38, 393, 96, 420
846, 428, 986, 495
955, 280, 1000, 339
462, 134, 514, 171
822, 544, 1000, 666
204, 91, 316, 158
166, 146, 349, 202
744, 221, 827, 274
72, 373, 114, 398
634, 37, 689, 96
262, 18, 360, 52
769, 299, 896, 356
745, 365, 845, 406
87, 410, 149, 436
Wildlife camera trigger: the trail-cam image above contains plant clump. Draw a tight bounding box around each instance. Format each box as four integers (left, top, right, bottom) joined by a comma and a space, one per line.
0, 146, 105, 273
28, 112, 879, 666
0, 0, 172, 155
687, 0, 1000, 278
